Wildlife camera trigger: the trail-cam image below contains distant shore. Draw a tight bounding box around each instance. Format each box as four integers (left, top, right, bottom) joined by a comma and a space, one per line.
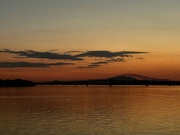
1, 79, 180, 88
0, 79, 35, 87
36, 80, 180, 86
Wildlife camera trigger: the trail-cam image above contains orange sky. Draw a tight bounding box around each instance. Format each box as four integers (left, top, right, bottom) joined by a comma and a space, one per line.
0, 1, 180, 81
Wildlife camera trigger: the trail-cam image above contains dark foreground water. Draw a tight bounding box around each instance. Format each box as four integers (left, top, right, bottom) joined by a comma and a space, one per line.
0, 86, 180, 135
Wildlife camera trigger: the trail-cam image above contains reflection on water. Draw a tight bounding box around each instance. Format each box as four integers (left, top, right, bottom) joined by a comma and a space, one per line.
0, 86, 180, 135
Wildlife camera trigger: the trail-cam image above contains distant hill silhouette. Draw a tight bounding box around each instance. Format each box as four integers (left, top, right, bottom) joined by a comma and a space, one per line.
0, 79, 35, 87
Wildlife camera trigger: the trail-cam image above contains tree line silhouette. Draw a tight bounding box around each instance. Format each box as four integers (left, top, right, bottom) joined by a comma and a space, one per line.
0, 79, 35, 87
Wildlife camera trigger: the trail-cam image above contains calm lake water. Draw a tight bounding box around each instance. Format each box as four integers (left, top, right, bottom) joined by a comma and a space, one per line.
0, 86, 180, 135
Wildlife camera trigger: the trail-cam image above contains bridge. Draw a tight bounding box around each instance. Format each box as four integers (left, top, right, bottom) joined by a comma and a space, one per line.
107, 74, 169, 81
36, 74, 180, 86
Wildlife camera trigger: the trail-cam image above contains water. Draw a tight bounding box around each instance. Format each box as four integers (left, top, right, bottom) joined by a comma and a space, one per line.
0, 86, 180, 135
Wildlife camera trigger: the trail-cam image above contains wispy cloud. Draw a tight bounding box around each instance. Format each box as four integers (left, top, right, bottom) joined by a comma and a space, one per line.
91, 61, 108, 65
0, 49, 147, 61
0, 49, 83, 61
64, 50, 82, 54
75, 51, 147, 58
0, 62, 73, 68
78, 58, 125, 69
106, 58, 125, 62
0, 49, 148, 68
78, 64, 102, 69
136, 57, 144, 60
78, 61, 109, 69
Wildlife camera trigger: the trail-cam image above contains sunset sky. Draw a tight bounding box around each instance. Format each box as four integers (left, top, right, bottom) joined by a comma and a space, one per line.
0, 0, 180, 81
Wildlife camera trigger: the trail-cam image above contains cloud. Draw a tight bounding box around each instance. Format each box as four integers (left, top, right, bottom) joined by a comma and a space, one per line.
0, 49, 83, 61
78, 58, 126, 69
0, 49, 147, 61
88, 61, 108, 68
75, 51, 147, 58
78, 66, 93, 69
106, 58, 125, 62
78, 65, 99, 69
50, 49, 58, 52
64, 50, 82, 54
78, 61, 108, 69
0, 49, 148, 68
0, 62, 73, 68
91, 61, 109, 65
136, 57, 144, 60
